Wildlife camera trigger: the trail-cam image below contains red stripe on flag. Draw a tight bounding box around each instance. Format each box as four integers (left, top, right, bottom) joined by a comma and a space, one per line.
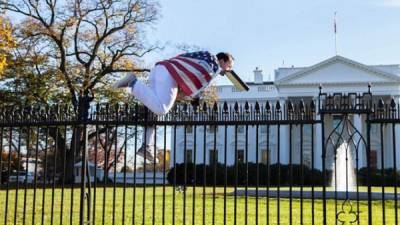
168, 60, 203, 89
175, 57, 212, 82
156, 61, 193, 96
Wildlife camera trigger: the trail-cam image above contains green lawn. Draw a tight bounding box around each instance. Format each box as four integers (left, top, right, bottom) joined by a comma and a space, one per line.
0, 186, 399, 225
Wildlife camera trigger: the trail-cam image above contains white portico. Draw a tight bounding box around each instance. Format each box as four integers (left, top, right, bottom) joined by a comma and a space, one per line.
171, 55, 400, 171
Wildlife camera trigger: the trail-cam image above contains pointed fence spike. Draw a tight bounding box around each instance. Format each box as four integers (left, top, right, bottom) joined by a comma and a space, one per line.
378, 98, 385, 109
234, 102, 239, 113
276, 101, 281, 111
266, 101, 271, 112
255, 102, 260, 113
390, 98, 396, 109
223, 102, 228, 113
202, 102, 208, 112
299, 100, 305, 113
288, 100, 294, 111
213, 102, 218, 112
245, 101, 250, 112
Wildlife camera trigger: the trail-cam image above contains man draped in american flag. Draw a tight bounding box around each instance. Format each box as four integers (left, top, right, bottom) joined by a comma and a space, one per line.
113, 51, 234, 162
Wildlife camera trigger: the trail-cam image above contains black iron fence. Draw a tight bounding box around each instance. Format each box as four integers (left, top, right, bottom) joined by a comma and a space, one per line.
0, 87, 399, 225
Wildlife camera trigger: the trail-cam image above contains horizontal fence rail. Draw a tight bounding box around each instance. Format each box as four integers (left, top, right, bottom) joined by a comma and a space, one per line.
0, 89, 400, 225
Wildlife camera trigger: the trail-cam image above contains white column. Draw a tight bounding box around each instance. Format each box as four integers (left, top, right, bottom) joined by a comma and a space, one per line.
395, 97, 400, 170
395, 122, 400, 170
315, 97, 323, 170
279, 99, 290, 165
353, 114, 364, 168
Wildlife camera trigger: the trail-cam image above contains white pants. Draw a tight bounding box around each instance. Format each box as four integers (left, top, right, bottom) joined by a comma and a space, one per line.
130, 65, 178, 147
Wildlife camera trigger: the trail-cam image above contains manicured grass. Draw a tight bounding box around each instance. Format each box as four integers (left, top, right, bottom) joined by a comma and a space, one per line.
0, 186, 399, 225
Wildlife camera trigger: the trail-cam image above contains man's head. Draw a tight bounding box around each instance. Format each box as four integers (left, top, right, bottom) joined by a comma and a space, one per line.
216, 52, 234, 72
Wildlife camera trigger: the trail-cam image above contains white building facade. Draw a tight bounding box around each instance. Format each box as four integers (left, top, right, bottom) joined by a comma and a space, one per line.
171, 56, 400, 171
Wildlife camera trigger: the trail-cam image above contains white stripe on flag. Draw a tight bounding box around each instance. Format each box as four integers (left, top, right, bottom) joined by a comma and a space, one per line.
170, 63, 198, 94
178, 57, 215, 80
171, 59, 209, 87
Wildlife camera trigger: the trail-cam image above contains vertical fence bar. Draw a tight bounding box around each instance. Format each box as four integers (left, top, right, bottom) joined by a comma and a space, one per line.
173, 125, 177, 225
366, 111, 372, 225
113, 113, 118, 225
212, 124, 217, 225
392, 123, 398, 225
277, 123, 281, 225
311, 123, 315, 225
142, 124, 148, 225
50, 127, 58, 225
93, 122, 99, 225
183, 125, 187, 225
162, 125, 167, 225
245, 124, 248, 225
300, 123, 304, 225
14, 127, 22, 225
152, 124, 157, 225
32, 126, 40, 225
192, 124, 197, 225
321, 113, 327, 225
380, 123, 386, 224
255, 124, 259, 225
234, 125, 238, 225
23, 127, 31, 225
102, 120, 109, 225
122, 115, 128, 225
132, 122, 138, 225
41, 126, 49, 225
223, 124, 227, 225
202, 123, 206, 225
79, 118, 89, 225
60, 125, 68, 225
289, 124, 292, 225
70, 126, 77, 225
266, 125, 270, 225
5, 126, 12, 225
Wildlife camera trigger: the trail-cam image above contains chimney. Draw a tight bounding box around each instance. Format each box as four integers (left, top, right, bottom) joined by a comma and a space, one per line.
254, 67, 263, 84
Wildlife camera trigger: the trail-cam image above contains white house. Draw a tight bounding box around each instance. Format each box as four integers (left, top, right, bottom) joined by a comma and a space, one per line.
171, 55, 400, 171
74, 161, 168, 184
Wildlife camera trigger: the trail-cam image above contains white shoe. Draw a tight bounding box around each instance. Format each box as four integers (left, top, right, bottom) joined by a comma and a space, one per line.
112, 73, 136, 89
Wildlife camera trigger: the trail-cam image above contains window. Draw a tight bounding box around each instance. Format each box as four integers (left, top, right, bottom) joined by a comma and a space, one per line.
186, 126, 193, 133
185, 149, 193, 163
232, 87, 240, 92
370, 150, 377, 169
262, 149, 270, 165
209, 149, 218, 164
237, 125, 245, 133
207, 125, 218, 133
237, 149, 244, 164
258, 86, 267, 92
260, 125, 268, 133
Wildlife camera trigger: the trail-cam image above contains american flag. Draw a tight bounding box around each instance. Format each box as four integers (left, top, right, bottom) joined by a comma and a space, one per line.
156, 51, 219, 97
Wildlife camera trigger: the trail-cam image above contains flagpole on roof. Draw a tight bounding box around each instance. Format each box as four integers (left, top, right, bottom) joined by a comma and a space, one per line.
334, 11, 338, 56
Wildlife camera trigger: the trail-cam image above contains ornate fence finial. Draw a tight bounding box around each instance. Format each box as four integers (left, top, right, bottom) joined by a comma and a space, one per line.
266, 101, 271, 112
234, 102, 239, 113
255, 101, 260, 114
223, 101, 229, 114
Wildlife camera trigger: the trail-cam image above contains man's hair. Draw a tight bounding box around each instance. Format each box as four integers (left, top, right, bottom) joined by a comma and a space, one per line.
216, 52, 234, 62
